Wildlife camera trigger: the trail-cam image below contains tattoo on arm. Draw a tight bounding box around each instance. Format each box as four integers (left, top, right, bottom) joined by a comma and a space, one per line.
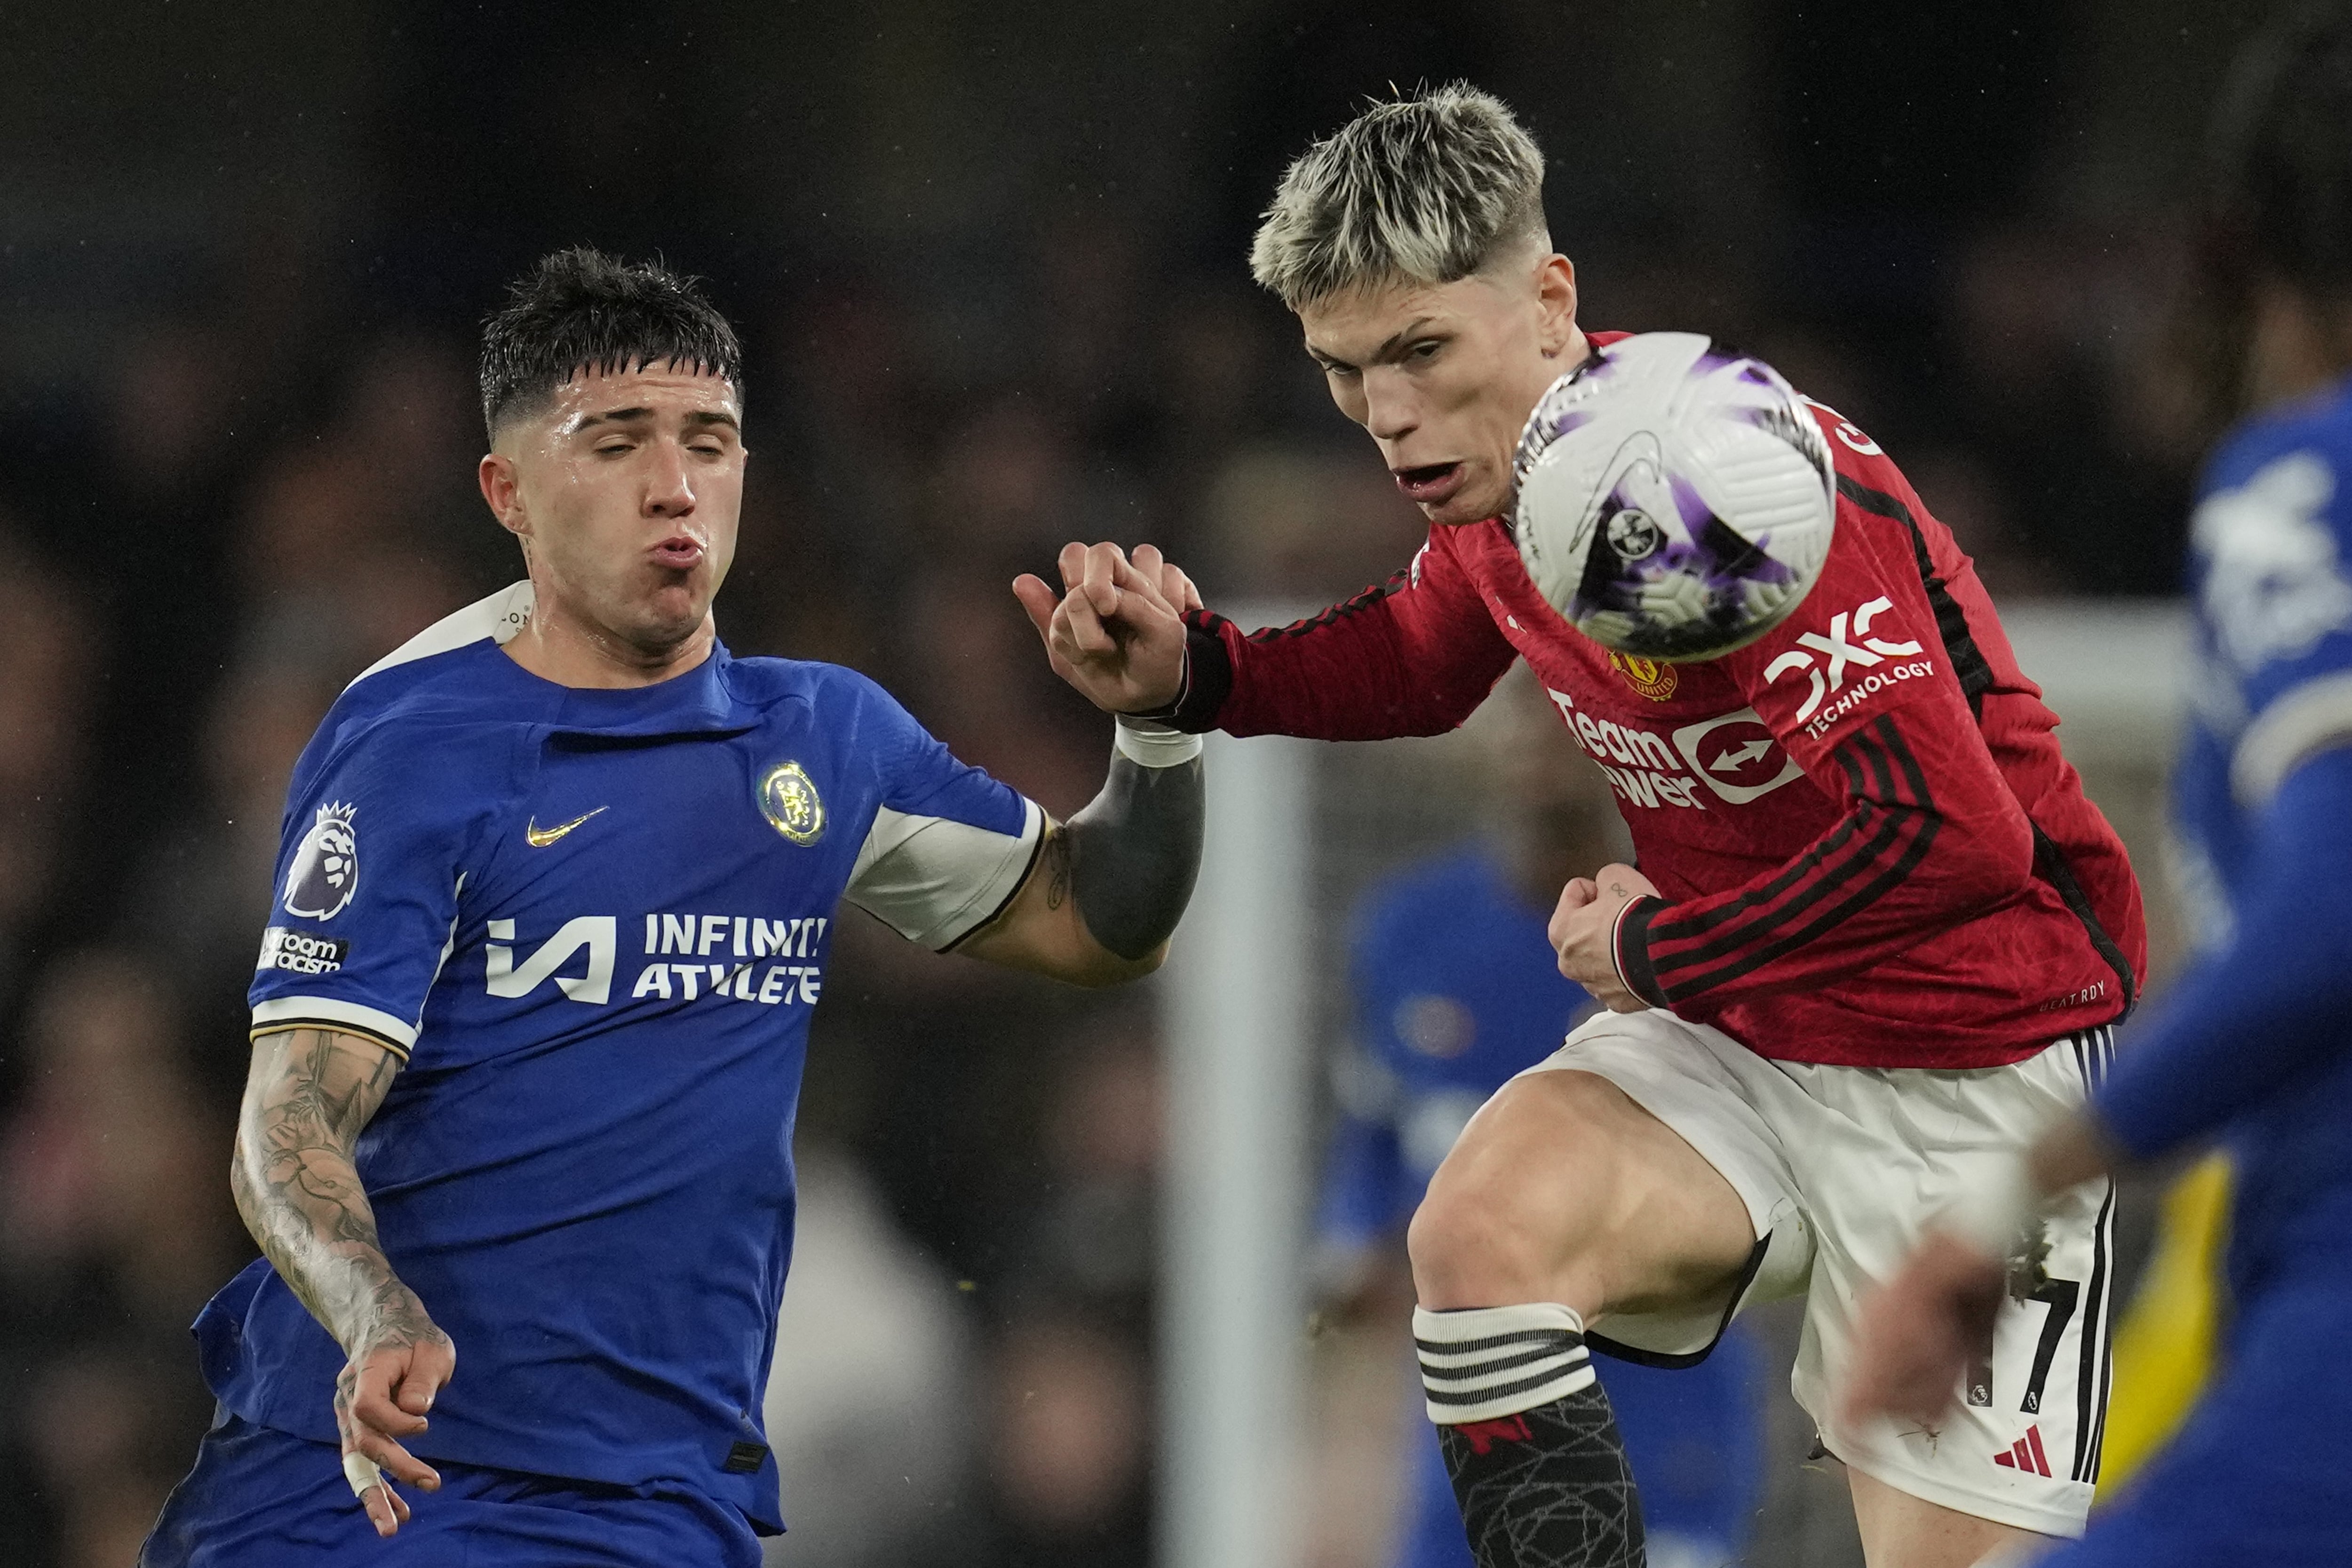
231, 1029, 439, 1357
1043, 828, 1072, 912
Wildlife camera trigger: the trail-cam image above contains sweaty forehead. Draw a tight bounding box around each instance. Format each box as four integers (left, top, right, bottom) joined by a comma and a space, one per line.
543, 365, 741, 427
1299, 277, 1481, 358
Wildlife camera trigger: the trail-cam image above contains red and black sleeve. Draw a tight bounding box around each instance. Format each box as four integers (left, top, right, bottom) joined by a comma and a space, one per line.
1147, 531, 1519, 741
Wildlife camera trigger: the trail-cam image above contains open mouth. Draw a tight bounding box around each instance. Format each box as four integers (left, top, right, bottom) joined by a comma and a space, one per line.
1392, 461, 1466, 505
650, 534, 705, 570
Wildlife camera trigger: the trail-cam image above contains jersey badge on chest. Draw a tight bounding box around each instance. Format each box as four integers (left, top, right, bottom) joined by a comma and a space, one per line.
757, 760, 826, 845
1608, 651, 1678, 701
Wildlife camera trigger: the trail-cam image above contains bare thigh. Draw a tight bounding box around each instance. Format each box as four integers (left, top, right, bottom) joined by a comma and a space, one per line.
1846, 1463, 2053, 1568
1406, 1067, 1757, 1322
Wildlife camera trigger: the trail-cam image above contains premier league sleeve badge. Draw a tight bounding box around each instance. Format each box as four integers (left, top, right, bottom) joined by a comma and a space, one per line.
283, 801, 361, 919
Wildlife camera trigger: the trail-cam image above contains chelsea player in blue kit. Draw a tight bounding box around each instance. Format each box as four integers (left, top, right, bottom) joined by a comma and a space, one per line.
1847, 8, 2352, 1560
141, 250, 1208, 1565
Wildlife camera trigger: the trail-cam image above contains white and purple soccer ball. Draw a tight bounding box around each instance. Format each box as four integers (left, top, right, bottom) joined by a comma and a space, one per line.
1511, 331, 1836, 661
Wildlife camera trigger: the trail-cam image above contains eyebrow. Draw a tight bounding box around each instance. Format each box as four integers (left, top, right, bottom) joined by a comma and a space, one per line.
1308, 315, 1440, 370
574, 406, 741, 433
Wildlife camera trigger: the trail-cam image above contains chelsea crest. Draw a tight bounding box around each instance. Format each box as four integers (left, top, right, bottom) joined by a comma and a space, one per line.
757, 761, 825, 845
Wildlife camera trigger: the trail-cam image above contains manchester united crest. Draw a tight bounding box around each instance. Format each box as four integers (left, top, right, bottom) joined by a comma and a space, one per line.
1608, 651, 1678, 701
756, 761, 825, 845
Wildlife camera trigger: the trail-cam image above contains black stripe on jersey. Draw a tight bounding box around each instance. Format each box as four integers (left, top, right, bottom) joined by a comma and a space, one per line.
1644, 720, 1942, 996
1247, 569, 1410, 643
2073, 1174, 2118, 1482
1843, 473, 2139, 1025
1645, 742, 1879, 941
2032, 826, 2139, 1014
1151, 573, 1413, 730
1646, 732, 1912, 968
1652, 727, 1943, 999
1646, 729, 1938, 1001
1836, 474, 1994, 717
249, 1019, 412, 1062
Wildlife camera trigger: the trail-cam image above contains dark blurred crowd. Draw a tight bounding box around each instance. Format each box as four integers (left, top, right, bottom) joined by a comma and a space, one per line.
0, 3, 2253, 1562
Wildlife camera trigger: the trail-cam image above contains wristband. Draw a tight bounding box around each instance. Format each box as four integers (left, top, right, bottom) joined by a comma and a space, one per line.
1933, 1154, 2038, 1263
343, 1449, 386, 1498
1608, 894, 1668, 1009
1113, 713, 1204, 768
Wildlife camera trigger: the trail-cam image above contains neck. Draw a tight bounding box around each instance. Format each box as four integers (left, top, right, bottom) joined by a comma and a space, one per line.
502, 587, 715, 690
1528, 327, 1592, 412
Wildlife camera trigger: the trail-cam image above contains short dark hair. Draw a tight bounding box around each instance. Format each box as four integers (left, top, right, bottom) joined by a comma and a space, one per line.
478, 247, 744, 438
2177, 2, 2352, 426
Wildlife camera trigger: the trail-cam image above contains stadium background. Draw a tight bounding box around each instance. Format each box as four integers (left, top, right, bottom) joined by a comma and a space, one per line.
0, 2, 2257, 1564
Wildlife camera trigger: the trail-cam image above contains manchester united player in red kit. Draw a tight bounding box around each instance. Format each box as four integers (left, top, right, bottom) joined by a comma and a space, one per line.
1012, 88, 2143, 1568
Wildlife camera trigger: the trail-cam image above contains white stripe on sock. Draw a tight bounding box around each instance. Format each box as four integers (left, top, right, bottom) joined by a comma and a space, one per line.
1413, 1303, 1595, 1424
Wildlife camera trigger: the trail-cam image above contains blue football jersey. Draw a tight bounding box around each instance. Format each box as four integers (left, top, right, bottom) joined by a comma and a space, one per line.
200, 583, 1041, 1531
1319, 847, 1596, 1252
2169, 373, 2352, 1289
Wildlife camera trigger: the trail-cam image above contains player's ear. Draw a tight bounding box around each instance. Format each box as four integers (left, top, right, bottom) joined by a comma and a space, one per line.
1536, 254, 1578, 358
478, 452, 528, 540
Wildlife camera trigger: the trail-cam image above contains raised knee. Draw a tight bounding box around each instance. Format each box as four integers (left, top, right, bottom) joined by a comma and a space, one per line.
1406, 1075, 1626, 1312
1408, 1164, 1565, 1311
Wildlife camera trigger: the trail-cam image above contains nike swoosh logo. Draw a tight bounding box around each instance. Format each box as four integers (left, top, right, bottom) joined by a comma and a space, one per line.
525, 807, 608, 848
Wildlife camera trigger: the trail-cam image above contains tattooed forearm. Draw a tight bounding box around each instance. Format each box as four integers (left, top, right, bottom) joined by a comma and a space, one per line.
231, 1029, 437, 1355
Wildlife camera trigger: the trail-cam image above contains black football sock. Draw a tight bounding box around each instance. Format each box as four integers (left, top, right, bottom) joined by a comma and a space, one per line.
1415, 1303, 1645, 1568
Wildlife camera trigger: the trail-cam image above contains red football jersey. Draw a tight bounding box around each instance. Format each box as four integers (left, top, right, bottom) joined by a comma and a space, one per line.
1163, 338, 2145, 1069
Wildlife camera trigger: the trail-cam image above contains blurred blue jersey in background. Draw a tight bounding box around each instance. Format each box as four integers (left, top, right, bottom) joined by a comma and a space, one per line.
1317, 844, 1764, 1568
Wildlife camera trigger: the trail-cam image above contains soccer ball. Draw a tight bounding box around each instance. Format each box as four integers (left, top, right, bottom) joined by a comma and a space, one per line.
1510, 332, 1836, 661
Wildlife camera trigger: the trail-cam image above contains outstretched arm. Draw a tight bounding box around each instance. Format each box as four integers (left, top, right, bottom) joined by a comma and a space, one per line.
233, 1027, 453, 1537
957, 716, 1204, 985
1013, 533, 1518, 740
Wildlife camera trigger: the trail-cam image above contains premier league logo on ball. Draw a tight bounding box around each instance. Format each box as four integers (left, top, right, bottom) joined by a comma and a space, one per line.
283, 802, 360, 920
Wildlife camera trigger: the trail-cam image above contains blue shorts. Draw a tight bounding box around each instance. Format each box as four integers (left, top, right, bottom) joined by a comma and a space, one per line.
141, 1411, 763, 1568
2042, 1278, 2352, 1566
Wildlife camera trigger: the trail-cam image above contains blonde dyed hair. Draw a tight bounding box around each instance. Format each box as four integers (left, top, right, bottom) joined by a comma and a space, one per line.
1248, 84, 1549, 311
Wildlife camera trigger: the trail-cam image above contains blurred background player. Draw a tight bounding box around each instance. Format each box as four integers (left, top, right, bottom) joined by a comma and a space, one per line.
1312, 673, 1764, 1568
1019, 87, 2145, 1568
137, 250, 1206, 1565
1846, 5, 2352, 1561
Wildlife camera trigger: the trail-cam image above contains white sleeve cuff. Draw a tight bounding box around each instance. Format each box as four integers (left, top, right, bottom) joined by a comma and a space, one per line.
844, 798, 1046, 950
250, 996, 420, 1055
1113, 714, 1203, 768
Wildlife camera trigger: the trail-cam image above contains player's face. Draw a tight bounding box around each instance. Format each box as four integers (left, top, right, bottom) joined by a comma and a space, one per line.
1299, 251, 1581, 526
487, 364, 746, 656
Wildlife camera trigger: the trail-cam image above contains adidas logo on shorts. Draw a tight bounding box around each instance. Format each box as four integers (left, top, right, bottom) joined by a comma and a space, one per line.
1992, 1424, 2055, 1477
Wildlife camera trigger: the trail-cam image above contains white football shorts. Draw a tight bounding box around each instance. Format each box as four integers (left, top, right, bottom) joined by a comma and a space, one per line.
1518, 1008, 2115, 1539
